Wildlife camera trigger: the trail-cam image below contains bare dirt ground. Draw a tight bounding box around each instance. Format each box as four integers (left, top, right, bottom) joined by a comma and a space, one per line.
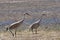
0, 30, 60, 40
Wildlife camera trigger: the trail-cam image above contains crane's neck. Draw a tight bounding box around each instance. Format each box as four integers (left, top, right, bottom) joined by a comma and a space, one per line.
39, 15, 43, 24
14, 14, 25, 24
23, 14, 25, 20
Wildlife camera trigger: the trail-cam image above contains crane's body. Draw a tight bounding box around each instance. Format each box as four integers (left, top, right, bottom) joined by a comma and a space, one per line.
30, 19, 40, 29
6, 19, 24, 37
6, 19, 24, 30
29, 19, 42, 34
6, 13, 30, 37
29, 14, 47, 34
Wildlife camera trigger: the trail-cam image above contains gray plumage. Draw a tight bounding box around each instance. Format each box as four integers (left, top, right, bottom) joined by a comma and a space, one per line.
29, 14, 47, 34
6, 13, 30, 37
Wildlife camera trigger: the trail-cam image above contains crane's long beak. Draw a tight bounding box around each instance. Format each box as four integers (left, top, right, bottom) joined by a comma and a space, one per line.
25, 13, 31, 16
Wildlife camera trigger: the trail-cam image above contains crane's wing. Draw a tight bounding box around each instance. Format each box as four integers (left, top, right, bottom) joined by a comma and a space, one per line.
10, 19, 24, 26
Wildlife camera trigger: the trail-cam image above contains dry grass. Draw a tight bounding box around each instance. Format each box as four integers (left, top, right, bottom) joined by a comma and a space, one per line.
0, 0, 60, 40
0, 30, 60, 40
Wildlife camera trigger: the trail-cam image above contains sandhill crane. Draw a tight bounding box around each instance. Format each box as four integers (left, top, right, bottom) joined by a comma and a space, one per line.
29, 14, 47, 34
6, 13, 30, 37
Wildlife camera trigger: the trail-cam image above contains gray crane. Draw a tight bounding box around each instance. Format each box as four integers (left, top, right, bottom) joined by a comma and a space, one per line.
29, 14, 47, 34
6, 13, 30, 37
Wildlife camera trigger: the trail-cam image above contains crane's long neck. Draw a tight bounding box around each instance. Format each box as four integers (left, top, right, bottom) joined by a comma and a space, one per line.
19, 14, 25, 23
18, 19, 24, 24
39, 15, 43, 24
23, 14, 25, 20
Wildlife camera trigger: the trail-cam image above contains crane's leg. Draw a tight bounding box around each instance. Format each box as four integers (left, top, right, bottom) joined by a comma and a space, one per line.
32, 29, 34, 34
29, 28, 34, 34
14, 29, 17, 37
9, 30, 14, 37
35, 29, 37, 34
15, 30, 16, 36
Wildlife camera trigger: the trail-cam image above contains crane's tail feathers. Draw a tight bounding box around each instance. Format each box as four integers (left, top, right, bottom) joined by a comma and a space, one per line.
6, 28, 8, 31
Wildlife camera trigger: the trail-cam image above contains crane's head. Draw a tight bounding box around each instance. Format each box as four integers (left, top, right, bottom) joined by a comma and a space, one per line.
23, 13, 31, 19
42, 14, 46, 16
40, 14, 47, 18
24, 13, 31, 16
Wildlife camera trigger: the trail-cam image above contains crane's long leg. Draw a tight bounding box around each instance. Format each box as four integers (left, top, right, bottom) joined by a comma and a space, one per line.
35, 29, 37, 34
32, 29, 34, 34
9, 30, 14, 37
15, 30, 16, 36
15, 29, 17, 37
29, 28, 34, 34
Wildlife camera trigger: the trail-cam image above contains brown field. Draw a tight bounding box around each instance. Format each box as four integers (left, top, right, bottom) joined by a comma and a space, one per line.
0, 30, 60, 40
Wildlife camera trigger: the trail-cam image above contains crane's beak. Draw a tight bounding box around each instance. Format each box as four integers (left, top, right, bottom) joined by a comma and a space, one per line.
24, 13, 31, 16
